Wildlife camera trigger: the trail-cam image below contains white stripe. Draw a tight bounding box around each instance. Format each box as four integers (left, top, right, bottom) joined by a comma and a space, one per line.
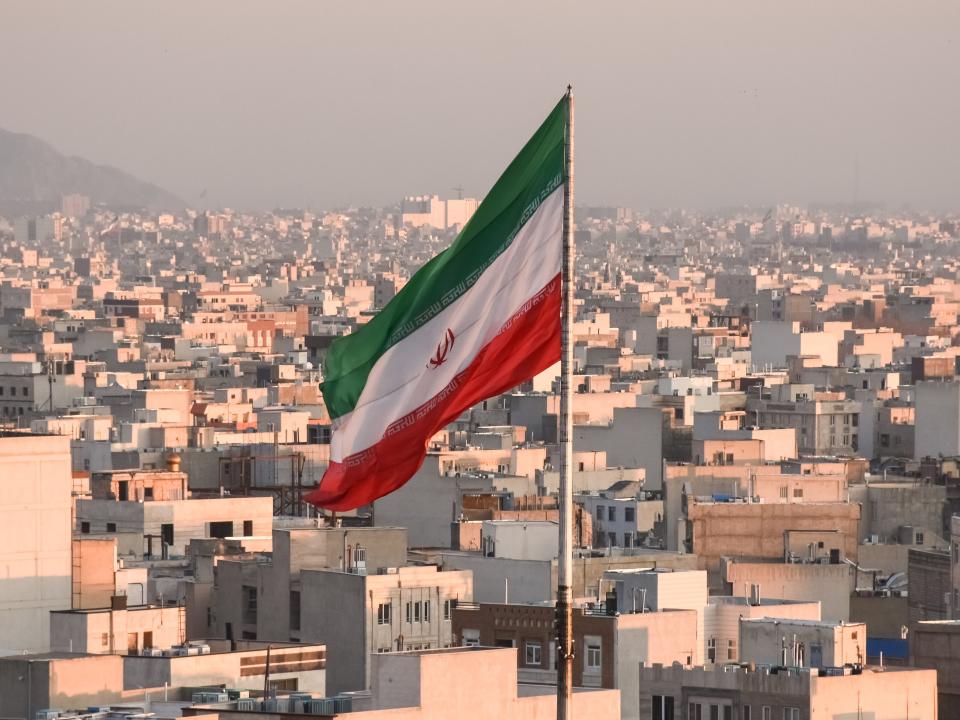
331, 187, 562, 462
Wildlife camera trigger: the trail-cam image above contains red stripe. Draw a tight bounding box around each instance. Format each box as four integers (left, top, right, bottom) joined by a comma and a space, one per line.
306, 275, 561, 511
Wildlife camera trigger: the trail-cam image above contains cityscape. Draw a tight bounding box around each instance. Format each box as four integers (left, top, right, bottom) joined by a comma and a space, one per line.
2, 3, 959, 720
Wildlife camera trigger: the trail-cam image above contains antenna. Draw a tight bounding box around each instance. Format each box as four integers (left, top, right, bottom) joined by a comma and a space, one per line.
452, 185, 464, 200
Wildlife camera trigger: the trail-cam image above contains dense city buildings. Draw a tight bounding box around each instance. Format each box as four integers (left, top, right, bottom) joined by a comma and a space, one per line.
1, 198, 959, 718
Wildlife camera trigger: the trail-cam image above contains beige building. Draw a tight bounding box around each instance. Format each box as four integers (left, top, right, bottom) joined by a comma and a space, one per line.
636, 662, 936, 720
205, 526, 409, 644
705, 597, 822, 665
71, 536, 148, 608
300, 565, 473, 693
0, 653, 122, 720
0, 432, 73, 654
686, 498, 860, 585
740, 618, 865, 668
76, 495, 274, 558
189, 646, 619, 720
725, 559, 854, 622
50, 602, 184, 655
748, 384, 862, 456
452, 601, 697, 720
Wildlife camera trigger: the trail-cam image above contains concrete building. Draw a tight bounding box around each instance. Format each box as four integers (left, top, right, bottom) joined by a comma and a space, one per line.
685, 498, 860, 584
188, 646, 619, 720
204, 526, 409, 645
480, 519, 558, 560
748, 384, 861, 456
916, 378, 960, 459
740, 618, 865, 668
0, 641, 326, 720
953, 515, 960, 618
910, 619, 960, 717
76, 495, 274, 558
725, 559, 854, 622
50, 602, 184, 655
908, 547, 952, 623
299, 565, 473, 693
576, 491, 662, 549
705, 597, 822, 665
602, 568, 708, 664
636, 662, 936, 720
432, 548, 700, 605
0, 432, 73, 654
453, 601, 697, 720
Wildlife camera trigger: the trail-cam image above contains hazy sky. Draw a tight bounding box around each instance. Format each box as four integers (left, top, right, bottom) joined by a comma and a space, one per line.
2, 1, 958, 211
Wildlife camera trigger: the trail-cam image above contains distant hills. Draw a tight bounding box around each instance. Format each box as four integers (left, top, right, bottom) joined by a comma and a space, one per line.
0, 128, 183, 217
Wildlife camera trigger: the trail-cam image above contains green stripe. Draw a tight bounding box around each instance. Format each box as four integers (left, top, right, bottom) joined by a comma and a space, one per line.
322, 95, 567, 421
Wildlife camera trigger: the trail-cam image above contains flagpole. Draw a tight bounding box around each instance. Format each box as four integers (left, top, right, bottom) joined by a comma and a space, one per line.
556, 84, 575, 720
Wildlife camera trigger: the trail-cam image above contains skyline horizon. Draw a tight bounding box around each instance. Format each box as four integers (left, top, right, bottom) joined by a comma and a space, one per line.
3, 1, 958, 213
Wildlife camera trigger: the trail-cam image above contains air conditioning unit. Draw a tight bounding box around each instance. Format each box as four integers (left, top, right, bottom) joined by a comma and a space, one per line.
333, 696, 353, 713
306, 699, 336, 715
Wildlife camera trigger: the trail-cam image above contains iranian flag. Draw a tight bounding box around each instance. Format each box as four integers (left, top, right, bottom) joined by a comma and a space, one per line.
306, 96, 567, 510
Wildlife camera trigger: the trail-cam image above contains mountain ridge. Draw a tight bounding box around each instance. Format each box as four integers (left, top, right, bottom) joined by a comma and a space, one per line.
0, 127, 183, 217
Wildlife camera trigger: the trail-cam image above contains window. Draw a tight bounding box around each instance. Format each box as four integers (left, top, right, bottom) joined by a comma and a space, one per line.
652, 695, 675, 720
625, 506, 635, 523
916, 532, 924, 546
792, 488, 803, 499
443, 599, 452, 620
242, 585, 258, 625
143, 631, 153, 649
783, 709, 799, 720
101, 632, 109, 647
414, 601, 422, 623
689, 703, 703, 720
406, 602, 412, 624
161, 523, 174, 546
762, 707, 772, 720
707, 637, 717, 663
624, 533, 632, 548
378, 603, 391, 625
21, 387, 27, 397
608, 532, 617, 547
144, 487, 153, 499
209, 520, 234, 539
243, 520, 253, 536
727, 638, 737, 661
290, 591, 301, 631
596, 507, 603, 520
779, 486, 788, 499
106, 522, 117, 533
525, 641, 542, 666
585, 636, 601, 673
608, 506, 616, 522
81, 521, 90, 534
743, 707, 751, 720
